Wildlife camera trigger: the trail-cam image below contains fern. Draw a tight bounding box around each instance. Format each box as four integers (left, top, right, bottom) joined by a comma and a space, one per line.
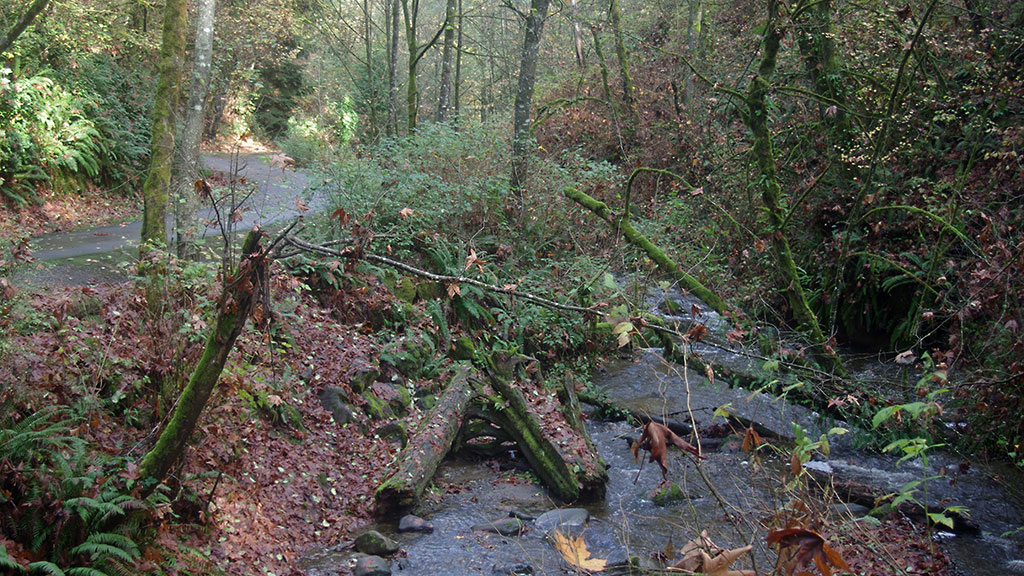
27, 561, 66, 576
0, 542, 28, 573
66, 568, 108, 576
69, 532, 138, 564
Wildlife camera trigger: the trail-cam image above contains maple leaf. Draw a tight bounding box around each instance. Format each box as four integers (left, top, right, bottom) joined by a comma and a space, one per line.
612, 321, 634, 348
446, 282, 461, 298
766, 528, 850, 576
464, 248, 486, 273
398, 207, 415, 220
631, 422, 703, 479
672, 531, 755, 576
331, 207, 350, 226
553, 530, 606, 573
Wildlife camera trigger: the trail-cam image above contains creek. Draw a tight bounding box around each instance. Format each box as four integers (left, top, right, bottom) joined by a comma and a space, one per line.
304, 289, 1024, 576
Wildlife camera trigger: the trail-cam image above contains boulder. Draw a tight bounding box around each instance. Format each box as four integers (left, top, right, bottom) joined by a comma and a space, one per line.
354, 530, 400, 556
319, 386, 354, 424
533, 508, 589, 535
472, 516, 527, 536
398, 514, 434, 534
354, 555, 391, 576
652, 483, 688, 506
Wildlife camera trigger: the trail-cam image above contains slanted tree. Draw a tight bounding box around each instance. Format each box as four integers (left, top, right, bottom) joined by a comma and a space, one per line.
608, 0, 635, 116
0, 0, 49, 54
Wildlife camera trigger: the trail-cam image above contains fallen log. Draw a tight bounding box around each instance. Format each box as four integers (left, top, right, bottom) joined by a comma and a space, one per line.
374, 366, 475, 513
564, 186, 729, 317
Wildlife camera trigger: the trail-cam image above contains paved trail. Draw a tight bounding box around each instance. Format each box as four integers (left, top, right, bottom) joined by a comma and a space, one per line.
18, 153, 318, 287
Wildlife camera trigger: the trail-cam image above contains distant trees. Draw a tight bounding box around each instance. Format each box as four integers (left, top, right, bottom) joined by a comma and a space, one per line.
0, 0, 49, 54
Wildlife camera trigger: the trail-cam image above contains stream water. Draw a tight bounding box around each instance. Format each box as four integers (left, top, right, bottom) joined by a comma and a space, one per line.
304, 288, 1024, 576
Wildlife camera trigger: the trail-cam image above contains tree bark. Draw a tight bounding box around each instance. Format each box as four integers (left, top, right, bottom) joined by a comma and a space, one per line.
570, 0, 585, 68
173, 0, 216, 260
138, 229, 265, 493
793, 0, 851, 142
386, 0, 400, 136
453, 0, 463, 124
608, 0, 635, 116
436, 0, 457, 122
510, 0, 551, 192
141, 0, 188, 247
743, 1, 843, 373
0, 0, 49, 54
374, 366, 475, 513
363, 0, 378, 135
591, 25, 612, 100
564, 186, 730, 317
401, 0, 419, 132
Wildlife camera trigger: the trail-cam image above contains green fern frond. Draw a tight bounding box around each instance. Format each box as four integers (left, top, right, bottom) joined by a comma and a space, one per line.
0, 542, 28, 573
73, 533, 139, 559
66, 567, 108, 576
27, 561, 66, 576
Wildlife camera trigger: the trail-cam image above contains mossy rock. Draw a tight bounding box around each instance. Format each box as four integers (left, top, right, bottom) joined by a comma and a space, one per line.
658, 299, 684, 315
394, 276, 417, 303
416, 281, 443, 301
380, 331, 436, 378
450, 336, 475, 361
371, 382, 412, 417
239, 389, 306, 432
354, 530, 400, 556
362, 391, 394, 420
651, 482, 688, 505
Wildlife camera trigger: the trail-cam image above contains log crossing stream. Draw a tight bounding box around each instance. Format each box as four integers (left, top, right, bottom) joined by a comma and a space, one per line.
304, 289, 1024, 576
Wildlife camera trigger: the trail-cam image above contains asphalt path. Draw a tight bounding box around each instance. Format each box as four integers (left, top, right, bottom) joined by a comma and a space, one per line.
18, 153, 317, 286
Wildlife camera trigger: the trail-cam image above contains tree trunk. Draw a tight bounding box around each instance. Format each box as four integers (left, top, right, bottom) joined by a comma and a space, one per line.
386, 0, 400, 136
793, 0, 851, 142
453, 0, 463, 124
436, 0, 457, 122
510, 0, 551, 192
141, 0, 188, 247
743, 0, 843, 373
570, 0, 585, 68
173, 0, 216, 260
683, 0, 703, 106
374, 367, 475, 513
138, 229, 265, 493
564, 186, 730, 317
363, 0, 378, 136
401, 0, 419, 133
608, 0, 635, 116
0, 0, 49, 55
591, 25, 611, 100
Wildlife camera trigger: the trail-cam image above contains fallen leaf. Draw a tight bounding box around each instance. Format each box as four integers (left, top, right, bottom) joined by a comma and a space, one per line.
671, 531, 755, 576
632, 422, 703, 479
398, 207, 415, 220
553, 530, 606, 572
766, 527, 850, 576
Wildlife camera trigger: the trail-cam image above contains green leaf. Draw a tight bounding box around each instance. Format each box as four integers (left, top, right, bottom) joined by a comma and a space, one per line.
928, 512, 954, 529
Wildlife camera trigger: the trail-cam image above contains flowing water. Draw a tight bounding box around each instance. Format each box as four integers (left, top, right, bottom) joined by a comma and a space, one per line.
304, 287, 1024, 576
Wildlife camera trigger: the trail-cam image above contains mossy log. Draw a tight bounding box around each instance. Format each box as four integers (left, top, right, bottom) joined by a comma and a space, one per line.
564, 186, 729, 317
375, 366, 476, 513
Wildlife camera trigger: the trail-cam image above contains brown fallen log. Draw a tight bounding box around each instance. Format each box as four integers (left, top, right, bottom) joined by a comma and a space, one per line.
374, 366, 475, 514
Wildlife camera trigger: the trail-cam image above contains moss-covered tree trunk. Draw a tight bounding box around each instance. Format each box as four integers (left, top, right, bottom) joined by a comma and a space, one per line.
140, 0, 187, 247
375, 367, 475, 513
793, 0, 852, 145
401, 0, 419, 132
743, 1, 843, 374
0, 0, 49, 54
436, 0, 457, 122
608, 0, 635, 117
564, 186, 730, 317
138, 229, 265, 493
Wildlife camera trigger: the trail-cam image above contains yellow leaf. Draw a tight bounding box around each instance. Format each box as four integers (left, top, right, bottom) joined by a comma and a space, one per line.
553, 530, 606, 573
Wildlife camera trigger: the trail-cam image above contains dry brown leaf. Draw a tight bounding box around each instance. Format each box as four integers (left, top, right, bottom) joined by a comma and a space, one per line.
553, 530, 606, 573
671, 531, 755, 576
633, 422, 703, 480
766, 527, 850, 576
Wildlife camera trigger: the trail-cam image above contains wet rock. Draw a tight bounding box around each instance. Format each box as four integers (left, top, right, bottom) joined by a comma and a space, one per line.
832, 502, 871, 518
651, 482, 688, 505
1007, 559, 1024, 574
381, 331, 436, 378
318, 387, 354, 424
492, 562, 533, 575
354, 554, 391, 576
533, 508, 589, 534
354, 530, 400, 556
398, 514, 434, 534
374, 422, 408, 447
473, 516, 526, 536
604, 549, 637, 568
372, 382, 412, 416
